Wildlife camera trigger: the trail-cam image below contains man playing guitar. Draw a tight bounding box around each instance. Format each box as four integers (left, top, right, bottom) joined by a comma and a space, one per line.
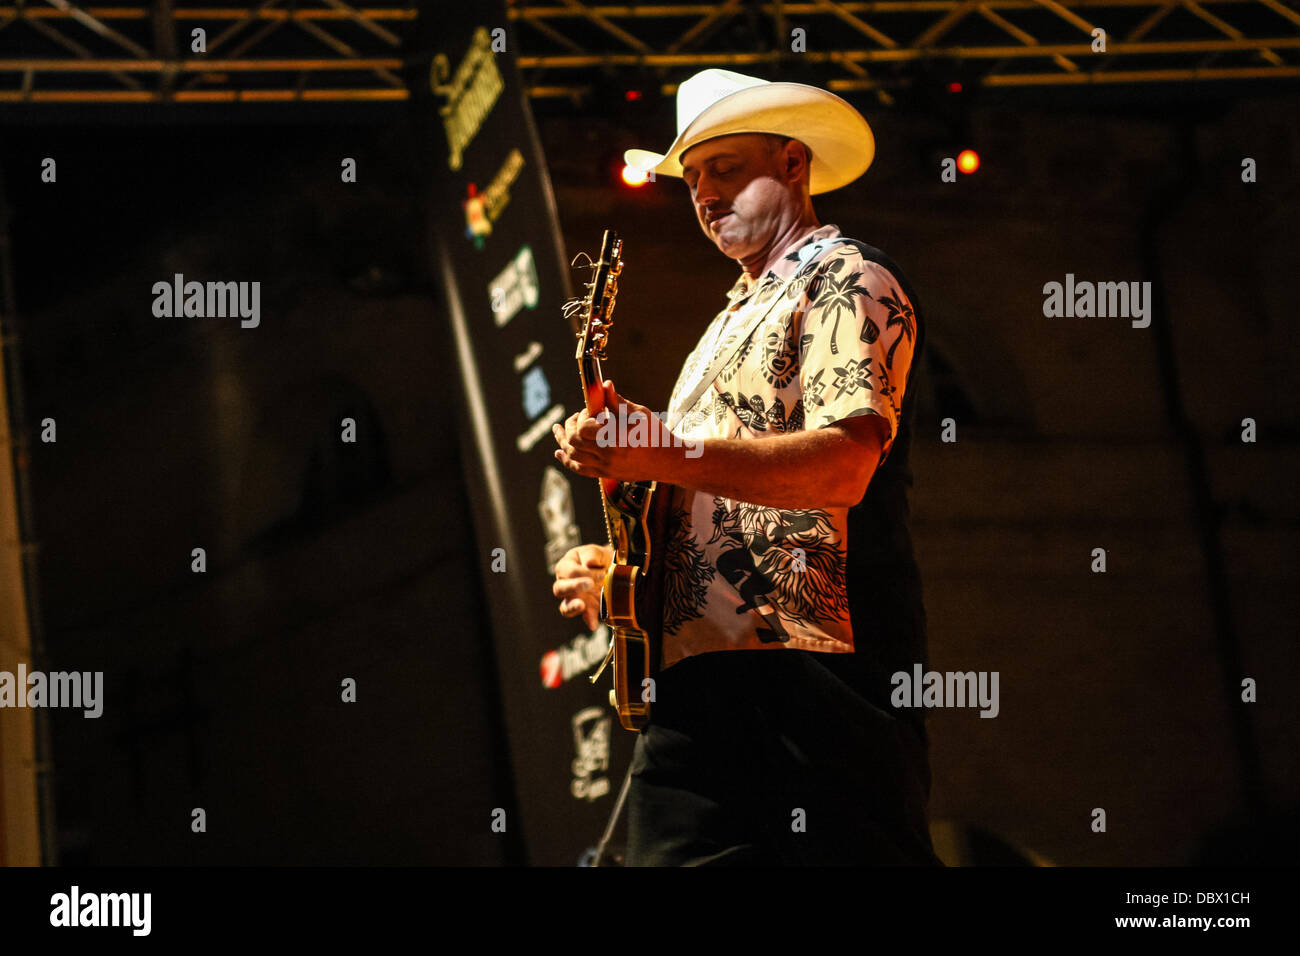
552, 69, 940, 866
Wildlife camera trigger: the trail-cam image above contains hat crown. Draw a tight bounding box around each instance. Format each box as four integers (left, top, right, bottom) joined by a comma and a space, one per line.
675, 69, 770, 136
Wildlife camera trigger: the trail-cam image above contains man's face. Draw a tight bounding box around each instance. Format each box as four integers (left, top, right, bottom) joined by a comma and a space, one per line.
680, 134, 793, 259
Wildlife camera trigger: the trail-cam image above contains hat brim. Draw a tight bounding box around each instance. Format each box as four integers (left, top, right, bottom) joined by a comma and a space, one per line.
623, 82, 874, 195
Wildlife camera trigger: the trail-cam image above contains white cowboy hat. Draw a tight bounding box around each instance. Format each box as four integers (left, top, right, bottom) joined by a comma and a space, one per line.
624, 68, 875, 195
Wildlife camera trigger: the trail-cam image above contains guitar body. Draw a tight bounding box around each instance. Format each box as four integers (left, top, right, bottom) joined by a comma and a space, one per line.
599, 478, 669, 731
572, 229, 668, 732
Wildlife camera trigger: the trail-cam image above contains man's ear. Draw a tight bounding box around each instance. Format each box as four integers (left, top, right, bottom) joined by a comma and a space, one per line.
785, 140, 811, 188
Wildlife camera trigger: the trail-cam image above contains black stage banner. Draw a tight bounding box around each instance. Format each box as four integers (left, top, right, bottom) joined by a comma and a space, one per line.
411, 3, 634, 865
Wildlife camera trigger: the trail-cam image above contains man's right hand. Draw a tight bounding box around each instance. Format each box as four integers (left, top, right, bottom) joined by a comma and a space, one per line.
552, 543, 613, 631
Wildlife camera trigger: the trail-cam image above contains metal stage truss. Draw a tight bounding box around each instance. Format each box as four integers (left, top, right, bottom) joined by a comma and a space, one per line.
0, 1, 1296, 104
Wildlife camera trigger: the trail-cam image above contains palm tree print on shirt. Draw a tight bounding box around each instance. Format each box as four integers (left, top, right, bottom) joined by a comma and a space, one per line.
809, 256, 877, 355
878, 286, 916, 370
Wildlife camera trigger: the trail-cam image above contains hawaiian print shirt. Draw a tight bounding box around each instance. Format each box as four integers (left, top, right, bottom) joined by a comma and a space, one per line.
659, 223, 919, 669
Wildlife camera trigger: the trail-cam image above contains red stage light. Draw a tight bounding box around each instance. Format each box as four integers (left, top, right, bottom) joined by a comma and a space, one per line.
957, 149, 980, 174
625, 89, 642, 101
621, 164, 649, 187
948, 82, 963, 93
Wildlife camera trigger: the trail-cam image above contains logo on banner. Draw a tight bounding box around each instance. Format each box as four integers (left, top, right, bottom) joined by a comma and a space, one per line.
490, 245, 538, 327
463, 184, 492, 249
522, 366, 551, 419
513, 340, 543, 372
516, 345, 563, 453
540, 626, 609, 689
463, 148, 525, 249
431, 25, 505, 171
538, 466, 581, 573
517, 404, 565, 453
570, 706, 612, 801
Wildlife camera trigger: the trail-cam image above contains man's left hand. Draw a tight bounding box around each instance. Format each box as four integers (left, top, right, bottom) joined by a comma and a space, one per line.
552, 380, 666, 482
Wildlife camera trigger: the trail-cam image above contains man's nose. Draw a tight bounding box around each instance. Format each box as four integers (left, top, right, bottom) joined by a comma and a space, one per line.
694, 172, 721, 207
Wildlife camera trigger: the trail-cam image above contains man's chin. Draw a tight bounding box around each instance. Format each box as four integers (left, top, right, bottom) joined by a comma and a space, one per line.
712, 232, 744, 256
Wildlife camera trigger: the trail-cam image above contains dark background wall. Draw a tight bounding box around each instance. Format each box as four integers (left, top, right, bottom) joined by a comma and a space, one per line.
1, 84, 1296, 864
2, 119, 522, 864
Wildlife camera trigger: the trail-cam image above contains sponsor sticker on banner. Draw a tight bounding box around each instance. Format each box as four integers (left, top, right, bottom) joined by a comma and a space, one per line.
462, 148, 526, 248
570, 706, 612, 801
540, 626, 610, 689
538, 467, 580, 573
430, 25, 505, 171
489, 244, 539, 327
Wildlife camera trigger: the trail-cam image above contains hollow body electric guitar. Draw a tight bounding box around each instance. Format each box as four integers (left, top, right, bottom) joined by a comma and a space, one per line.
569, 229, 669, 732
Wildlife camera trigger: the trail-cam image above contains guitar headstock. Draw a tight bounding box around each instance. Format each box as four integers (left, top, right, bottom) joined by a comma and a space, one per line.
569, 229, 624, 370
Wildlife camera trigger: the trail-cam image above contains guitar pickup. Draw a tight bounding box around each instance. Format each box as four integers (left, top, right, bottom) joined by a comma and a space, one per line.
610, 482, 649, 513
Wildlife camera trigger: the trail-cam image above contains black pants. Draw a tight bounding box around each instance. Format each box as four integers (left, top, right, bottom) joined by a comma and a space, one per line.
624, 648, 942, 866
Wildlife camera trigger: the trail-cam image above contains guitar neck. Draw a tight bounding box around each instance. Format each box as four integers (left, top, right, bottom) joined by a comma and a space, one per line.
574, 229, 623, 504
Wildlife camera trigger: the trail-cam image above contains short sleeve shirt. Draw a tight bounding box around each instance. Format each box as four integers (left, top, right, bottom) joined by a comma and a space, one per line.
659, 223, 920, 670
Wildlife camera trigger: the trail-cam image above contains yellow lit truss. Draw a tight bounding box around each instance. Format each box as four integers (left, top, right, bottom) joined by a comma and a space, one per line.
0, 1, 1295, 103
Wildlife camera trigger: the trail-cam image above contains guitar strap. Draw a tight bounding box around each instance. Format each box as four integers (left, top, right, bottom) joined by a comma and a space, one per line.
665, 236, 871, 433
